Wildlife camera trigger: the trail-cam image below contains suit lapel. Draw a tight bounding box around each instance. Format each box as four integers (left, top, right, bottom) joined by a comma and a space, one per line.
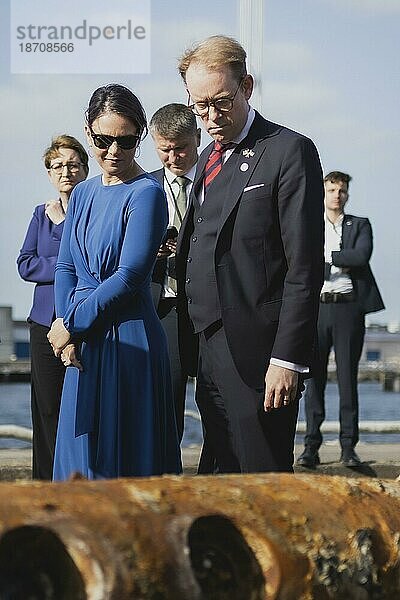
218, 141, 267, 234
150, 168, 164, 186
217, 115, 271, 234
177, 147, 211, 254
150, 169, 168, 291
341, 214, 354, 248
192, 143, 212, 201
180, 112, 279, 246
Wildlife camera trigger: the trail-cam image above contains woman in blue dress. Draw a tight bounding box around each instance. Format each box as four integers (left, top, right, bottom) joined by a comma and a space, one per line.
48, 84, 182, 479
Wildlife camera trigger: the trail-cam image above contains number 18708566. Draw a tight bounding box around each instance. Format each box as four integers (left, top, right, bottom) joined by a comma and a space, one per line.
19, 42, 74, 52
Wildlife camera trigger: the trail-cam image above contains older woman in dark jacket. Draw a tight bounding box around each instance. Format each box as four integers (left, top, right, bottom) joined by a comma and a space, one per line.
17, 135, 88, 479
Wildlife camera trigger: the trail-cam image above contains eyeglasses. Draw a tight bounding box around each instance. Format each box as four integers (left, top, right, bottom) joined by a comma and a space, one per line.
49, 162, 85, 174
188, 78, 243, 117
89, 127, 139, 150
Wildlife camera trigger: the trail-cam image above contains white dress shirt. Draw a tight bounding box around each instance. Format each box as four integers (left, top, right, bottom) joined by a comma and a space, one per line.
321, 214, 353, 294
163, 165, 196, 226
163, 165, 196, 298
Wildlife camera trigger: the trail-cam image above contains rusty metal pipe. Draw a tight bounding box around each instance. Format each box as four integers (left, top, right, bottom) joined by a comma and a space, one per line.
0, 475, 398, 598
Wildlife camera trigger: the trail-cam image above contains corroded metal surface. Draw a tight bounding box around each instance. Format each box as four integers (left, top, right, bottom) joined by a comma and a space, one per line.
0, 474, 398, 598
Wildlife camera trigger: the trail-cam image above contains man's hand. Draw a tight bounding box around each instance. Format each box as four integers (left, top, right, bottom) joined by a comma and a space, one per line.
264, 364, 299, 412
45, 200, 65, 225
47, 318, 71, 357
165, 239, 177, 254
156, 243, 174, 259
156, 236, 178, 259
60, 343, 83, 371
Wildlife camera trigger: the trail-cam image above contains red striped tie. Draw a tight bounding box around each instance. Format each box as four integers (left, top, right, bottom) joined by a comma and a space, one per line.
204, 141, 234, 195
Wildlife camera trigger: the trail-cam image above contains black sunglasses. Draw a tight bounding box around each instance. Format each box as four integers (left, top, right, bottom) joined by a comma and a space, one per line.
89, 128, 139, 150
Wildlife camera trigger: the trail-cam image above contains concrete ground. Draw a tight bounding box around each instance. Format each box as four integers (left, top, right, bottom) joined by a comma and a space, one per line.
2, 442, 399, 481
183, 442, 400, 478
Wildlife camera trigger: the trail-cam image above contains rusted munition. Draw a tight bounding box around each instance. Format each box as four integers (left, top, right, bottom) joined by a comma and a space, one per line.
0, 475, 398, 598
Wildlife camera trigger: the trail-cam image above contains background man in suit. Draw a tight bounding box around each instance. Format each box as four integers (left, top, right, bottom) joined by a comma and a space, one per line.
175, 35, 324, 474
297, 171, 385, 468
149, 104, 201, 442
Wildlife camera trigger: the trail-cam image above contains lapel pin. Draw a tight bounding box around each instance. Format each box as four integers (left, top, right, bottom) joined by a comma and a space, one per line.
346, 220, 352, 225
240, 163, 249, 172
242, 149, 254, 158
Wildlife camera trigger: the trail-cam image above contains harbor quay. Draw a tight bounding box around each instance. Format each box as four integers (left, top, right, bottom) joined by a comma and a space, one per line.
0, 442, 399, 481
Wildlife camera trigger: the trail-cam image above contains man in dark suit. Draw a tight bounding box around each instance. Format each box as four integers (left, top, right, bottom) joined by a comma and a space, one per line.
175, 35, 325, 473
149, 104, 201, 442
297, 171, 385, 468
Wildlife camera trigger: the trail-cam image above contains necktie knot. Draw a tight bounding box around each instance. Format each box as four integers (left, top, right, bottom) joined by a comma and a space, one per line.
204, 142, 236, 194
213, 141, 235, 154
175, 176, 189, 189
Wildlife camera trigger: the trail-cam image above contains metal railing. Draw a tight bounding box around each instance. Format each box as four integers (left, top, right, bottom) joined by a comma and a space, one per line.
296, 421, 400, 434
184, 412, 400, 433
0, 425, 32, 442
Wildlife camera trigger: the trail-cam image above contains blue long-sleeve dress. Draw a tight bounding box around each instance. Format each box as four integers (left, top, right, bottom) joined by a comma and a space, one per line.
52, 174, 182, 480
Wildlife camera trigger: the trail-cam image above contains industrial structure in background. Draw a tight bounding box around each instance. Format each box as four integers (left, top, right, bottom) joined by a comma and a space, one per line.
3, 306, 399, 389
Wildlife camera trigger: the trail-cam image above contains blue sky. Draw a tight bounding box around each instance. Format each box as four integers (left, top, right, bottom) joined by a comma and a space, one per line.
1, 0, 399, 325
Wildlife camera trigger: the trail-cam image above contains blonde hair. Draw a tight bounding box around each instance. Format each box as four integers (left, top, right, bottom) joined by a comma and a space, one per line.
43, 134, 89, 173
178, 35, 247, 83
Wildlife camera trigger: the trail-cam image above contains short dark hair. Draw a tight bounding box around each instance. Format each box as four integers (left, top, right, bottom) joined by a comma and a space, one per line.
149, 103, 197, 140
85, 83, 147, 140
43, 134, 89, 174
324, 171, 352, 186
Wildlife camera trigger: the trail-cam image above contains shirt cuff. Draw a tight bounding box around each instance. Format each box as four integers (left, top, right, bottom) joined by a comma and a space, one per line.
270, 357, 309, 373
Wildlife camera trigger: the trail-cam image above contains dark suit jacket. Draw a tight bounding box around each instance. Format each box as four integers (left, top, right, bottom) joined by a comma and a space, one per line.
176, 112, 325, 388
331, 214, 384, 314
150, 169, 168, 308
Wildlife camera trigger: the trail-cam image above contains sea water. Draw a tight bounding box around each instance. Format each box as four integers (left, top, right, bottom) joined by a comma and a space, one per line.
0, 380, 399, 448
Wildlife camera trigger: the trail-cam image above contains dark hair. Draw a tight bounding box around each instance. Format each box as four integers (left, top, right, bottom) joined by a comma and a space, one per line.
85, 84, 148, 140
324, 171, 352, 186
43, 134, 89, 174
149, 103, 197, 139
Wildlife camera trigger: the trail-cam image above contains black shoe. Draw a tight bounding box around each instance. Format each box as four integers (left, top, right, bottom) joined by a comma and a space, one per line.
340, 448, 362, 467
296, 447, 320, 468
